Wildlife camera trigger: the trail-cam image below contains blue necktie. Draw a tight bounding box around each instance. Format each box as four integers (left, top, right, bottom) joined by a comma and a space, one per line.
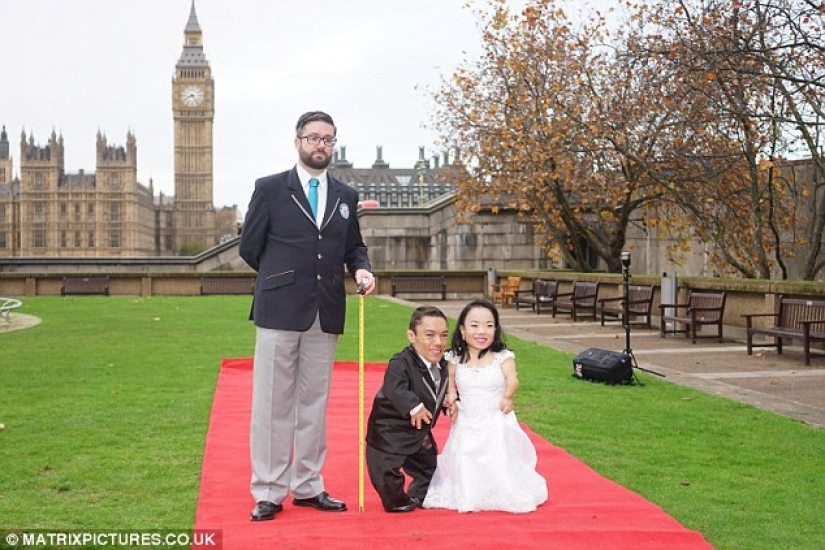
308, 178, 319, 219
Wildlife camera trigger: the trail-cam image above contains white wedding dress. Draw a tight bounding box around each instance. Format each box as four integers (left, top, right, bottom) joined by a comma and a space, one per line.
423, 350, 548, 513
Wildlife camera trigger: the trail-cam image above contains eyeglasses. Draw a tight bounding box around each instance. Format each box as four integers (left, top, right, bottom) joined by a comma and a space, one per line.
299, 135, 337, 147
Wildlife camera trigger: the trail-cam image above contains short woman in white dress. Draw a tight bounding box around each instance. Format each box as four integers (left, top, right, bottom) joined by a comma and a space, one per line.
423, 299, 548, 513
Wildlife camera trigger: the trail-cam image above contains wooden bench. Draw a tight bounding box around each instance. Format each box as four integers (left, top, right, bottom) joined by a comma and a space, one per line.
659, 290, 726, 343
514, 279, 559, 314
200, 276, 255, 295
552, 281, 600, 321
490, 276, 522, 307
61, 276, 110, 296
599, 285, 655, 328
743, 296, 825, 365
391, 276, 447, 300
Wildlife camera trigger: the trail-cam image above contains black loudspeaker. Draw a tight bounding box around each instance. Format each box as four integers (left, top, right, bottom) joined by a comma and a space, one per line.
572, 348, 633, 385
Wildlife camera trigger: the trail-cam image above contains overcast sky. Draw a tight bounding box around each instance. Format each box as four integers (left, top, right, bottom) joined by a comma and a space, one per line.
1, 0, 611, 216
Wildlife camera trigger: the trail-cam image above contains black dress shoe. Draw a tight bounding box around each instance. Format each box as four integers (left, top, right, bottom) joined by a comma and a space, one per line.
409, 496, 424, 508
292, 491, 347, 512
384, 500, 417, 513
250, 500, 283, 521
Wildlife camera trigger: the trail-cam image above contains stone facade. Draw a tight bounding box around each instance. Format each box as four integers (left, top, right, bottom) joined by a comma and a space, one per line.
171, 2, 217, 253
329, 146, 456, 208
13, 128, 158, 257
0, 127, 18, 254
357, 194, 551, 271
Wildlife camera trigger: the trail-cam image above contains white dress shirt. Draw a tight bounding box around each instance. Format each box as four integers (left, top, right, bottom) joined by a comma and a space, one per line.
410, 355, 440, 416
296, 164, 327, 227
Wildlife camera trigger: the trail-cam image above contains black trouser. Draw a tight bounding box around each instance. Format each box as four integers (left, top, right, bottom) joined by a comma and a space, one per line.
366, 441, 437, 510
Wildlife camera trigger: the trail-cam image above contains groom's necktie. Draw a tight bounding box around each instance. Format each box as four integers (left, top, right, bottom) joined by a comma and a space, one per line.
308, 178, 319, 219
429, 362, 441, 388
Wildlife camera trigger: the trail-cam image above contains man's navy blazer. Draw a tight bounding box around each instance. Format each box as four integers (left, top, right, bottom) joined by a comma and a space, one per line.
238, 167, 371, 334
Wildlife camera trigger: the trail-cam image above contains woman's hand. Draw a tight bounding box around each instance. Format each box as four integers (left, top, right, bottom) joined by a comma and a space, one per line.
444, 391, 458, 407
500, 396, 514, 414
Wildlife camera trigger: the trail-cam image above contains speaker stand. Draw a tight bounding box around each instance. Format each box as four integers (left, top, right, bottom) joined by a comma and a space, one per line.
621, 261, 665, 385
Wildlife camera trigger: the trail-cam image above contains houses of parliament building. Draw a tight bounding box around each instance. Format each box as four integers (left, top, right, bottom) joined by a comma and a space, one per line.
0, 3, 237, 258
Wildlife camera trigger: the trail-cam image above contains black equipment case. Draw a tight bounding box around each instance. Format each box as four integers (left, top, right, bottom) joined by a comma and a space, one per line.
572, 348, 633, 384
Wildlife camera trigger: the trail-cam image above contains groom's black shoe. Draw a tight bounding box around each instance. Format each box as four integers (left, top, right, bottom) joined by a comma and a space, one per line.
250, 501, 282, 521
384, 498, 417, 513
292, 491, 347, 512
409, 496, 424, 508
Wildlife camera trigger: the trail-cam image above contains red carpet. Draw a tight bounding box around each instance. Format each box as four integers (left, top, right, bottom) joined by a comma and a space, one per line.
193, 359, 715, 549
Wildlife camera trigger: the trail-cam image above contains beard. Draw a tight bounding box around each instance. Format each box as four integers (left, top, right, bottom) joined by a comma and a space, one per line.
299, 147, 332, 170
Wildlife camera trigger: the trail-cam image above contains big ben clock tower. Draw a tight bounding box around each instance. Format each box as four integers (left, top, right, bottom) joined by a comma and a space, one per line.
172, 0, 215, 253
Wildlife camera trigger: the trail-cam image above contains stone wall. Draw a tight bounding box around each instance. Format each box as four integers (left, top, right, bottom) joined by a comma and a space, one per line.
359, 194, 548, 271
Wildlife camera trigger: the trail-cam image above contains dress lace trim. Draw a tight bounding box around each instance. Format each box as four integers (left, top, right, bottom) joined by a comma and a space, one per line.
444, 349, 514, 366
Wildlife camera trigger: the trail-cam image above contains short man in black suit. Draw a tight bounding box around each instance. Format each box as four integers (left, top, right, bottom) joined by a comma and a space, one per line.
239, 111, 375, 521
366, 306, 457, 512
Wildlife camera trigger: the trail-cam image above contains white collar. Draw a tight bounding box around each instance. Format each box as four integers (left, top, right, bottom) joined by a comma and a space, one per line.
296, 164, 326, 189
418, 354, 441, 370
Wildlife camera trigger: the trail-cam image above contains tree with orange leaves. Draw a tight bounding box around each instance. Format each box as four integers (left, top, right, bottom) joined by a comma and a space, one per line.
431, 0, 824, 279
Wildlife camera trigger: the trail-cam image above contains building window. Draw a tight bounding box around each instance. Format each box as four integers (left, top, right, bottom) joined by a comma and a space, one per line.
0, 232, 5, 249
109, 230, 121, 248
74, 231, 81, 248
60, 203, 67, 220
74, 203, 81, 222
88, 231, 95, 248
34, 173, 44, 189
60, 231, 67, 248
110, 203, 121, 222
379, 184, 387, 207
32, 202, 46, 223
88, 204, 95, 221
0, 205, 5, 224
33, 230, 46, 248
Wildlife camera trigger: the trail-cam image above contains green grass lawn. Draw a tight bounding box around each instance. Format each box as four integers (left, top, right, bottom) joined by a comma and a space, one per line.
1, 296, 823, 549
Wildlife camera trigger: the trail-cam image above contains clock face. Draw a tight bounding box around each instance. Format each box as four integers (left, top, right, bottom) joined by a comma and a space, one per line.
181, 85, 204, 107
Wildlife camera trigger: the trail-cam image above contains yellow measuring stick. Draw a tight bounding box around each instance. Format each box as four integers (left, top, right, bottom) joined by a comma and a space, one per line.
358, 292, 365, 512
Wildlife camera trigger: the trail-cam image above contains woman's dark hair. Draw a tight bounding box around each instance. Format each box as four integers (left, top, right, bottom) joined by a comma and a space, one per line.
449, 299, 506, 363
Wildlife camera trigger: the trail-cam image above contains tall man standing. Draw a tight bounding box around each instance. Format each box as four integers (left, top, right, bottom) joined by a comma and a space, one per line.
239, 111, 375, 522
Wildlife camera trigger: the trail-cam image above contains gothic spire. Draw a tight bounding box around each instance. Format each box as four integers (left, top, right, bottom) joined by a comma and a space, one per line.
186, 0, 200, 33
178, 0, 208, 67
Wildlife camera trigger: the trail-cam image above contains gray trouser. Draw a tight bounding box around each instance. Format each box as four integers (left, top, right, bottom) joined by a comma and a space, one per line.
249, 315, 339, 503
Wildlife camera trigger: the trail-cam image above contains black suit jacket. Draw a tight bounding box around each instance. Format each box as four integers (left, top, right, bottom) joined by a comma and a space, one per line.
238, 167, 371, 334
366, 346, 448, 455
